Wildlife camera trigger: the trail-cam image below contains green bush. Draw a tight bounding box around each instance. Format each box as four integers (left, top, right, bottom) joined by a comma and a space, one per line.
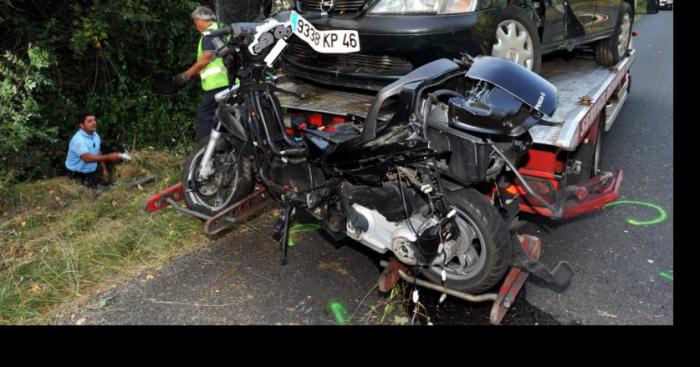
0, 45, 57, 191
635, 0, 649, 13
0, 0, 270, 183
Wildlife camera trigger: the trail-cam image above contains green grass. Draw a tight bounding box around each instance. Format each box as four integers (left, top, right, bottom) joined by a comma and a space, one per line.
0, 148, 209, 324
635, 0, 648, 11
635, 0, 648, 21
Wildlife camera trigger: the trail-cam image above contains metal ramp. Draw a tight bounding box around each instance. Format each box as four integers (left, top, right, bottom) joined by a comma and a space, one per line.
275, 48, 636, 152
275, 79, 395, 122
530, 49, 636, 150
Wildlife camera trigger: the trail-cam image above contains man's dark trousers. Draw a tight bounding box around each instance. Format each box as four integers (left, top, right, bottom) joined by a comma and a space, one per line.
67, 169, 98, 189
196, 87, 227, 141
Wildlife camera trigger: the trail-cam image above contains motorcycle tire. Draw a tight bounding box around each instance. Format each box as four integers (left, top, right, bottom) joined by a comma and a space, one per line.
182, 136, 254, 217
421, 188, 513, 294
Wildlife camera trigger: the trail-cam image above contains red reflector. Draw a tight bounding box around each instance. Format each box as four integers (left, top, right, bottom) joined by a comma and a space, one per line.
576, 188, 588, 201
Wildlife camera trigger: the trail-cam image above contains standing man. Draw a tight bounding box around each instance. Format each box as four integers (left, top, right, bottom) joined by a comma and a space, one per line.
65, 114, 124, 189
172, 6, 233, 142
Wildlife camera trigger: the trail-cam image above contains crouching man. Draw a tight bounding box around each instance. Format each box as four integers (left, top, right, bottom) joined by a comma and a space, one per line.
65, 114, 125, 189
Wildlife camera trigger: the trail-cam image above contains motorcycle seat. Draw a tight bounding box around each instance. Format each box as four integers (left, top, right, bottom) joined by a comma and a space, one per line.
303, 123, 364, 152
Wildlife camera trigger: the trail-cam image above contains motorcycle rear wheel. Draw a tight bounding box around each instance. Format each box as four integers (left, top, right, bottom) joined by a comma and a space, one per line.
420, 188, 513, 294
182, 136, 254, 217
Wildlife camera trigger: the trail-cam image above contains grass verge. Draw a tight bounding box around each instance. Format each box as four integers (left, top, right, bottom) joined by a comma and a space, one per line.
0, 148, 207, 324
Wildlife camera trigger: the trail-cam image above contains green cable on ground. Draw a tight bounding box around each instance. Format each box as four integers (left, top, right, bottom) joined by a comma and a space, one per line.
603, 200, 668, 226
659, 272, 673, 282
290, 224, 321, 233
329, 301, 347, 325
287, 223, 321, 247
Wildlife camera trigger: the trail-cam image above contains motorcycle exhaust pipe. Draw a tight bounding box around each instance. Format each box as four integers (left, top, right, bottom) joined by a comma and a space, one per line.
379, 261, 498, 303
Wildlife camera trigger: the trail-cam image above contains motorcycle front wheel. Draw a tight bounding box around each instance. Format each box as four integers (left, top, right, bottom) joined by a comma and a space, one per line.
182, 136, 254, 217
421, 188, 513, 294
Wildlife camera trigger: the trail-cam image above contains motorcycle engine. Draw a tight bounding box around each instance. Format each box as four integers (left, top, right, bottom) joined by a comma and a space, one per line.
347, 205, 460, 266
342, 169, 461, 266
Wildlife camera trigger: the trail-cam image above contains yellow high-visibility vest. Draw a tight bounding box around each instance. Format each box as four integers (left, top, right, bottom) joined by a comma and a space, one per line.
198, 23, 230, 91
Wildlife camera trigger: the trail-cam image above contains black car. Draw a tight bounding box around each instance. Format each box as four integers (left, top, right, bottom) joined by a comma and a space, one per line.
274, 0, 635, 91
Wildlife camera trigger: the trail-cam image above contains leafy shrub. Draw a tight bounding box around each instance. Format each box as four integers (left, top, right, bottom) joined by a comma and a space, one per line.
0, 45, 57, 192
0, 0, 267, 183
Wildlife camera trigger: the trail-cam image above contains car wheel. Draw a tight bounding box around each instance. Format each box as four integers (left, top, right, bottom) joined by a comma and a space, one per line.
595, 2, 634, 67
491, 4, 542, 73
647, 0, 659, 13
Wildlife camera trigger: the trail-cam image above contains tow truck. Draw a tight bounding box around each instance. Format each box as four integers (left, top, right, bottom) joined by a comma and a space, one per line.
146, 37, 636, 324
272, 45, 635, 221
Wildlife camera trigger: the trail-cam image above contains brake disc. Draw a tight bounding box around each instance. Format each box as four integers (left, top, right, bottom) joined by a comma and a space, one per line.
198, 183, 219, 197
196, 150, 239, 198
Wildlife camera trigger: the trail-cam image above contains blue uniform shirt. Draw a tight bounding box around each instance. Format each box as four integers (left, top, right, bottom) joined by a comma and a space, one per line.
65, 129, 101, 173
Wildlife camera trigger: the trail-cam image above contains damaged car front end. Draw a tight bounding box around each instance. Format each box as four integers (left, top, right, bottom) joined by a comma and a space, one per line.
283, 0, 503, 91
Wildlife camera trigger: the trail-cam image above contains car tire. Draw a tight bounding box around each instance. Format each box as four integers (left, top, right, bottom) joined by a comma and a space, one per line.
491, 4, 542, 73
647, 0, 659, 14
595, 2, 634, 67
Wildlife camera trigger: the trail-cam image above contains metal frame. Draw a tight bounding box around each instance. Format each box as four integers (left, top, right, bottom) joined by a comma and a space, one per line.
379, 234, 543, 325
145, 182, 275, 236
530, 48, 636, 150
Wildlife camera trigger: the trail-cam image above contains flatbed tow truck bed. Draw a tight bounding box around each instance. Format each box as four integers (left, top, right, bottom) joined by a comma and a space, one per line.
531, 49, 635, 150
146, 47, 636, 223
275, 47, 636, 219
276, 49, 635, 152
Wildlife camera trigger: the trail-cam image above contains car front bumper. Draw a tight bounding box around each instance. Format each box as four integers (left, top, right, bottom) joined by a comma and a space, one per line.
282, 9, 502, 91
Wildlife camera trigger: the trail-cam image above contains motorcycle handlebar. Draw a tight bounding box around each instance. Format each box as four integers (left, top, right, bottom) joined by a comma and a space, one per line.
204, 26, 231, 38
204, 23, 261, 38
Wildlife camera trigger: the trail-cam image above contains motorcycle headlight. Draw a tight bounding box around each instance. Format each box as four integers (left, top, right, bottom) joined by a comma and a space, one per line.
368, 0, 478, 15
270, 0, 293, 15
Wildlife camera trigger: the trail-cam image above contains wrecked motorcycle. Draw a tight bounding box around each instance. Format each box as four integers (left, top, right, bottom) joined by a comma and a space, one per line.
180, 11, 572, 294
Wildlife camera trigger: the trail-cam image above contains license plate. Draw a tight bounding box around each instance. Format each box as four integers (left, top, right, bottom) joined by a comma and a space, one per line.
290, 11, 360, 54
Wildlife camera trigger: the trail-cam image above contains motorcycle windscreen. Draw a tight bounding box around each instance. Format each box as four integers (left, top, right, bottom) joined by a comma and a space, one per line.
466, 56, 558, 117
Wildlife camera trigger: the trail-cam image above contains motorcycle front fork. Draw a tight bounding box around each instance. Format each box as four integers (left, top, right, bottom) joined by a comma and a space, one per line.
198, 121, 224, 181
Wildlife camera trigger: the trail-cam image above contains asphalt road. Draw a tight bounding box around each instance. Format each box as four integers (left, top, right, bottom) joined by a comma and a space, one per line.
60, 10, 673, 325
511, 9, 674, 325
